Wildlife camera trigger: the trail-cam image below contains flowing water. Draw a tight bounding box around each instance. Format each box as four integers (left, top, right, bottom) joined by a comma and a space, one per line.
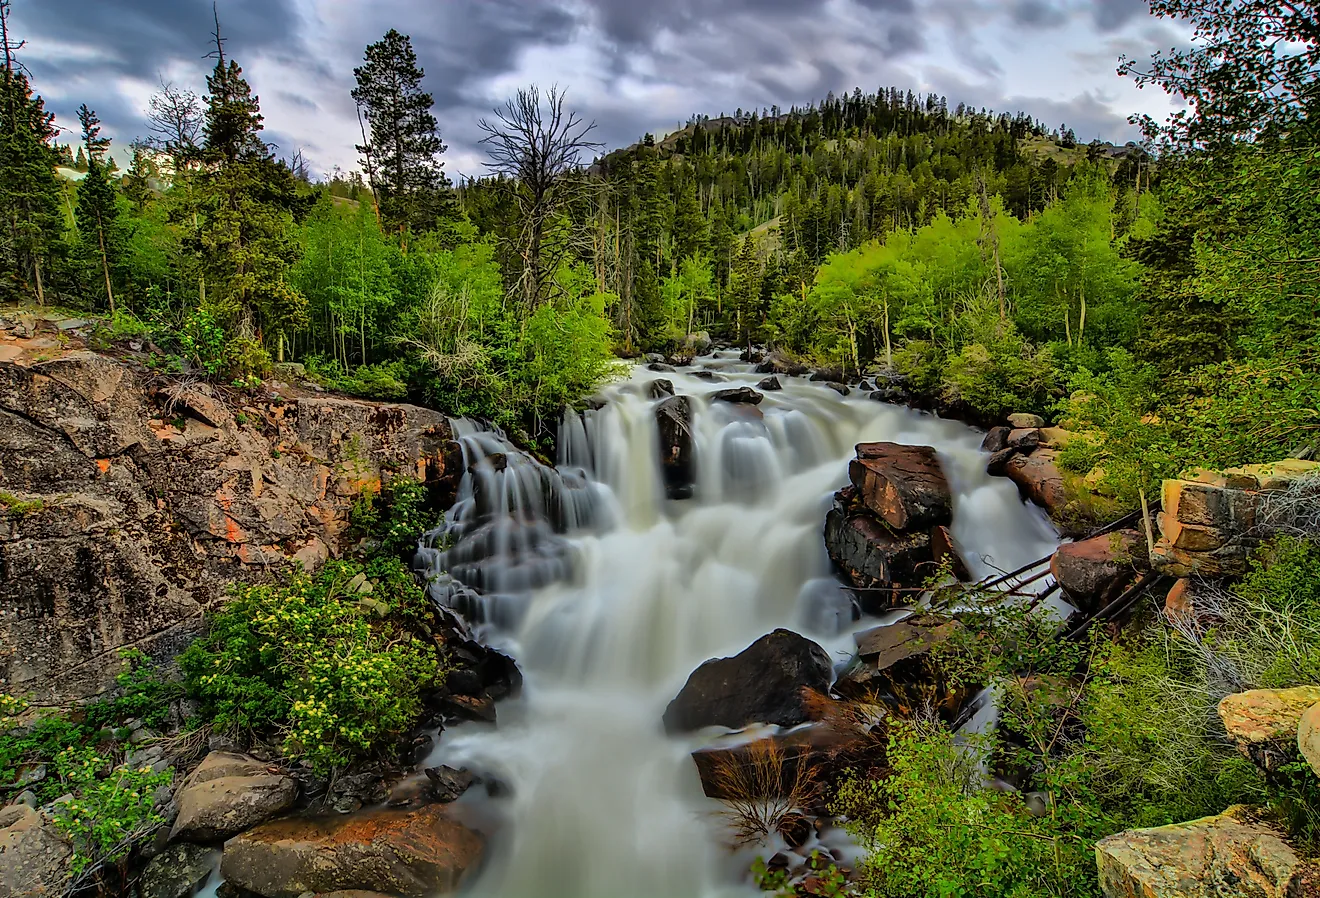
415, 353, 1060, 898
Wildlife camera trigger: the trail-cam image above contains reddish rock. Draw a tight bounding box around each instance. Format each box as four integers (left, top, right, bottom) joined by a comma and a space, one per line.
836, 614, 972, 718
220, 804, 485, 898
824, 502, 932, 608
849, 443, 952, 530
1004, 451, 1067, 515
1049, 530, 1147, 614
930, 525, 970, 581
980, 427, 1011, 454
986, 448, 1017, 477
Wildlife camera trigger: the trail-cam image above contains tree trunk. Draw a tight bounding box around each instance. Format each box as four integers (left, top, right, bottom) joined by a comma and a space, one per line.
96, 210, 115, 315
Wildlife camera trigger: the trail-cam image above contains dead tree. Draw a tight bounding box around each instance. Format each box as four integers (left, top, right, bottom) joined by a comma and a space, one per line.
478, 85, 602, 310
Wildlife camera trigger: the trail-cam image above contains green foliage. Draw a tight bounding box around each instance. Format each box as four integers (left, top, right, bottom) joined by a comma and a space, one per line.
350, 477, 443, 558
0, 490, 44, 514
51, 747, 171, 876
180, 557, 444, 773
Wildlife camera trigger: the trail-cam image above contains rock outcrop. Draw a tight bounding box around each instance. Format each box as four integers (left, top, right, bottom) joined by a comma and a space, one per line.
220, 804, 485, 898
138, 843, 219, 898
655, 395, 696, 500
849, 443, 952, 531
1095, 805, 1315, 898
170, 751, 298, 843
0, 804, 71, 898
1300, 701, 1320, 779
663, 629, 833, 734
1218, 686, 1320, 774
1049, 530, 1148, 614
0, 352, 463, 702
835, 614, 971, 718
1154, 461, 1320, 578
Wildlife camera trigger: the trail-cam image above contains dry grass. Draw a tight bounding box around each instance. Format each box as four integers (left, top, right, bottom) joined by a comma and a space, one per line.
709, 737, 823, 845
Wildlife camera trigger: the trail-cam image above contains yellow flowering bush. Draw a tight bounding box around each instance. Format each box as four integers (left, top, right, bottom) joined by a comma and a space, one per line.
181, 557, 445, 773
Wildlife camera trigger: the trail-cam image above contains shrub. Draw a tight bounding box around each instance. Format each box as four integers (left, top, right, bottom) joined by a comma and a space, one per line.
941, 330, 1058, 418
350, 477, 444, 559
180, 557, 445, 773
51, 747, 172, 879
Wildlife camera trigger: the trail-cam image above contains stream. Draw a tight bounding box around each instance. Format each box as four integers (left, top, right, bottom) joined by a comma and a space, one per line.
414, 352, 1061, 898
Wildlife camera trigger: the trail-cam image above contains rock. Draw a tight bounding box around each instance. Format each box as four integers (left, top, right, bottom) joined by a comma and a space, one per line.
1299, 702, 1320, 779
848, 443, 952, 531
809, 368, 845, 383
422, 767, 475, 803
1095, 806, 1315, 898
139, 843, 219, 898
691, 370, 727, 383
648, 379, 674, 400
1162, 579, 1218, 628
0, 804, 71, 898
1003, 451, 1067, 516
644, 353, 664, 364
981, 427, 1011, 454
1006, 428, 1041, 452
930, 525, 970, 581
437, 693, 497, 725
1218, 687, 1320, 773
220, 804, 485, 898
986, 448, 1017, 477
1049, 531, 1147, 614
712, 387, 763, 405
663, 629, 834, 734
683, 331, 714, 357
646, 362, 676, 373
1150, 470, 1292, 578
824, 501, 932, 605
757, 376, 782, 392
170, 751, 298, 843
826, 383, 850, 396
1038, 427, 1076, 449
755, 352, 808, 377
1007, 413, 1045, 429
655, 396, 696, 500
836, 615, 971, 718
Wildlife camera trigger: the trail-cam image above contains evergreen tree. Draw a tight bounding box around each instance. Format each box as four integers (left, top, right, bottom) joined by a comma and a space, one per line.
73, 104, 123, 313
189, 20, 308, 367
0, 2, 64, 304
121, 142, 154, 213
73, 145, 87, 171
672, 177, 707, 263
352, 29, 454, 239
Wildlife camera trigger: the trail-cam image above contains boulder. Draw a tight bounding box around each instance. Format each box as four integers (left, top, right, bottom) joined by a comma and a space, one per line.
423, 767, 476, 803
1218, 686, 1320, 773
655, 396, 696, 500
691, 370, 727, 383
0, 804, 71, 898
758, 376, 783, 392
1007, 413, 1045, 429
683, 331, 714, 357
220, 804, 485, 898
663, 629, 833, 734
986, 448, 1017, 477
824, 502, 932, 606
809, 368, 845, 383
646, 362, 676, 373
1003, 451, 1067, 516
712, 387, 763, 405
755, 352, 809, 377
931, 525, 971, 581
1095, 805, 1315, 898
139, 843, 219, 898
980, 427, 1011, 454
170, 751, 298, 843
1299, 702, 1320, 779
690, 724, 869, 801
1163, 579, 1218, 629
827, 383, 850, 396
1049, 530, 1147, 614
647, 379, 674, 400
848, 443, 952, 531
835, 615, 971, 718
1007, 428, 1041, 452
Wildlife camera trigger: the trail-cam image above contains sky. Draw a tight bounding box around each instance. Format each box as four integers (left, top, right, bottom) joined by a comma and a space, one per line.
12, 0, 1184, 179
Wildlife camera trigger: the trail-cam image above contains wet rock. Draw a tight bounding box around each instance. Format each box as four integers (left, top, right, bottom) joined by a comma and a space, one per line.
644, 353, 664, 364
1095, 806, 1315, 898
1218, 686, 1320, 774
663, 629, 834, 734
858, 380, 874, 392
437, 693, 497, 725
712, 387, 763, 405
170, 751, 297, 843
1300, 702, 1320, 779
423, 767, 476, 803
1007, 413, 1045, 429
809, 368, 845, 383
986, 448, 1017, 477
220, 804, 485, 898
647, 362, 676, 373
139, 843, 219, 898
1006, 428, 1041, 452
836, 614, 969, 718
824, 502, 932, 605
849, 443, 952, 531
755, 352, 808, 377
826, 383, 850, 396
758, 376, 782, 392
691, 370, 727, 383
930, 525, 971, 581
1003, 451, 1067, 516
326, 768, 389, 815
683, 331, 714, 357
648, 379, 674, 400
655, 396, 696, 500
0, 804, 71, 898
1049, 530, 1147, 614
980, 427, 1011, 454
690, 724, 866, 802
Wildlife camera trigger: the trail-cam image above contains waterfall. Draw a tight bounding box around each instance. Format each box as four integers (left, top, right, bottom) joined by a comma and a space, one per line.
414, 351, 1060, 898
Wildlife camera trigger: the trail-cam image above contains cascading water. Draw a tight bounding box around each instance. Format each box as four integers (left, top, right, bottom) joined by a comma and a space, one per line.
415, 352, 1061, 898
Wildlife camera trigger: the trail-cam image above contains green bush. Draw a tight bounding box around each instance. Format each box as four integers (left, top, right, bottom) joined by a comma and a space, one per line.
941, 328, 1059, 418
180, 557, 445, 773
350, 477, 443, 559
51, 747, 172, 878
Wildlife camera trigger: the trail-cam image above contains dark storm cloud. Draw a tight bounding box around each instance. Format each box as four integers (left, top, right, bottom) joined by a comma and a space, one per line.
1092, 0, 1149, 31
1010, 0, 1070, 28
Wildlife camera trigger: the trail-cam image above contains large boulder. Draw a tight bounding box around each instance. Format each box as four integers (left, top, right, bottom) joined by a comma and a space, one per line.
220, 804, 484, 898
655, 396, 696, 500
690, 722, 873, 801
1049, 530, 1147, 614
138, 843, 219, 898
835, 614, 971, 719
1095, 806, 1316, 898
755, 352, 808, 377
170, 751, 298, 843
1300, 701, 1320, 779
824, 494, 932, 606
663, 629, 833, 734
712, 387, 763, 405
0, 804, 70, 898
848, 443, 952, 531
1003, 451, 1067, 516
1218, 686, 1320, 773
980, 427, 1010, 454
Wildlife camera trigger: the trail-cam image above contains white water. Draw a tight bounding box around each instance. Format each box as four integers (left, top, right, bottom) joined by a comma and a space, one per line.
416, 353, 1060, 898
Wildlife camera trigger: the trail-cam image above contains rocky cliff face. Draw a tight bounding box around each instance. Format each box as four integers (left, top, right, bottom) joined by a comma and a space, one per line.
0, 352, 462, 704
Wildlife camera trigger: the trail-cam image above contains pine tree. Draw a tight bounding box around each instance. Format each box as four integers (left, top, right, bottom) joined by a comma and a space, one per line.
74, 104, 123, 313
188, 17, 307, 368
672, 177, 707, 263
352, 29, 454, 240
0, 1, 64, 304
121, 142, 154, 213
